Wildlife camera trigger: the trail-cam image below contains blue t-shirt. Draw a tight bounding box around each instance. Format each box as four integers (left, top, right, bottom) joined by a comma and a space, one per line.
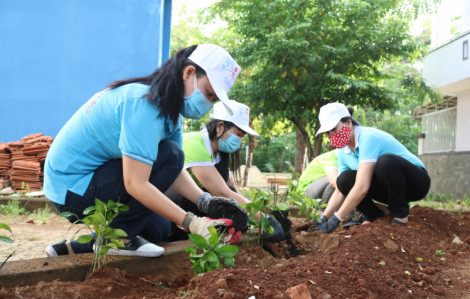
43, 83, 183, 204
337, 126, 425, 174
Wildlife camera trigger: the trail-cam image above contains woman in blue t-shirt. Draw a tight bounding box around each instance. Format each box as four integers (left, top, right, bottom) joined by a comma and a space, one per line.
44, 44, 244, 257
314, 103, 431, 233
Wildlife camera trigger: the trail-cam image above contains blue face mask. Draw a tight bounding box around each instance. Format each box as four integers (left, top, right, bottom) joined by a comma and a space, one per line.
219, 132, 242, 153
181, 73, 213, 119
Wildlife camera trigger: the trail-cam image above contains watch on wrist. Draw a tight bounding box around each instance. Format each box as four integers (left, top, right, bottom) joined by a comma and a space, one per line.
177, 212, 195, 232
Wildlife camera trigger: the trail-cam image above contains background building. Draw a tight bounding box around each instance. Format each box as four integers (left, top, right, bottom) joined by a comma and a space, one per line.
414, 0, 470, 199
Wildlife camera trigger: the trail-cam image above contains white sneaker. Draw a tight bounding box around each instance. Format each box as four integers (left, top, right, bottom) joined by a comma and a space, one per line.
100, 236, 165, 257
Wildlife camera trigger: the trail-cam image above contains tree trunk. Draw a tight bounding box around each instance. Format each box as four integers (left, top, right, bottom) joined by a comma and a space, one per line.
313, 133, 323, 157
306, 138, 314, 162
242, 120, 258, 188
293, 128, 307, 179
278, 150, 285, 173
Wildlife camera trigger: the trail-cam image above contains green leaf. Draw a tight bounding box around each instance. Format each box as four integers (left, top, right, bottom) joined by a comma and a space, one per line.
0, 223, 12, 233
76, 235, 94, 244
83, 206, 96, 216
0, 236, 14, 243
198, 259, 207, 270
214, 245, 239, 257
95, 198, 106, 212
107, 200, 117, 210
276, 203, 289, 211
224, 256, 235, 266
190, 253, 205, 259
188, 234, 209, 249
112, 228, 128, 238
207, 251, 219, 265
60, 211, 76, 218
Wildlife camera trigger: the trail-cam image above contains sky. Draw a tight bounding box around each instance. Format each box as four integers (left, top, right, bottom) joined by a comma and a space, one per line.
172, 0, 217, 24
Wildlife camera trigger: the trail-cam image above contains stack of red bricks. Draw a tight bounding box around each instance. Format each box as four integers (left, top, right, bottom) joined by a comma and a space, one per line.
0, 133, 54, 192
0, 143, 11, 189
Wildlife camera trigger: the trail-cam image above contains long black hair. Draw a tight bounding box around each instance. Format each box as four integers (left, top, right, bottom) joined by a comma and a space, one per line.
204, 119, 241, 184
108, 45, 206, 125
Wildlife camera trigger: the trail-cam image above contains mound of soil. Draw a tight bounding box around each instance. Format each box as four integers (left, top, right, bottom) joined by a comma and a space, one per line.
1, 206, 469, 298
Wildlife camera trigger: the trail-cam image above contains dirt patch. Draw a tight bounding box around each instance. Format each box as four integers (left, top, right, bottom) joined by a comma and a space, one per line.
1, 206, 470, 298
0, 214, 85, 262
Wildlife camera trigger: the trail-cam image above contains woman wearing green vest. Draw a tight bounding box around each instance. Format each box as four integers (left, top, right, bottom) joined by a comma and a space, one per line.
166, 100, 286, 242
298, 148, 338, 208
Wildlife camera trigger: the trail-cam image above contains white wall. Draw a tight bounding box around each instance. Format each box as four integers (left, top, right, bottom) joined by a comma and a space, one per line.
456, 90, 470, 151
423, 32, 470, 91
430, 0, 469, 48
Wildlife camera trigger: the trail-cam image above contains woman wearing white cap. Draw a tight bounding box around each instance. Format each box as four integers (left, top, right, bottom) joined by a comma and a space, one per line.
165, 100, 286, 242
44, 44, 244, 257
314, 103, 431, 233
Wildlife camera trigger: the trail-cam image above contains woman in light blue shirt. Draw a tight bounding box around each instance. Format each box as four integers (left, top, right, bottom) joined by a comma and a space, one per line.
44, 44, 243, 257
315, 103, 431, 233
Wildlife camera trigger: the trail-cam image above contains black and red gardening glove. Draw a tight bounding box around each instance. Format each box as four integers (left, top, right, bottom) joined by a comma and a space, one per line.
196, 193, 249, 234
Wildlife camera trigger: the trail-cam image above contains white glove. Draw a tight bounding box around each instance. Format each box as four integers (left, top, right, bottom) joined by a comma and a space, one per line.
188, 216, 231, 242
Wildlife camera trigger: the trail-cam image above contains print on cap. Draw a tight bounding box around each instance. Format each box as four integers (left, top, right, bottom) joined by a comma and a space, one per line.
222, 58, 240, 89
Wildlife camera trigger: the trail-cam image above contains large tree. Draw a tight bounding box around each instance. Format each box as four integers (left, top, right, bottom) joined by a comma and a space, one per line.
210, 0, 437, 174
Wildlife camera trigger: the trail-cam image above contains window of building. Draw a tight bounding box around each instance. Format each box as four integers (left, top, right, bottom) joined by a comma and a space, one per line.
422, 107, 456, 153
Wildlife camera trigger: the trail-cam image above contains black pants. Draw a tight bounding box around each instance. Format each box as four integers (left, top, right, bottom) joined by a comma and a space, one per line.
336, 154, 431, 220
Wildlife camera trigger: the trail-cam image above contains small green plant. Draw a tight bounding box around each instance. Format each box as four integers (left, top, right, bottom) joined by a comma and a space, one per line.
29, 205, 56, 224
63, 198, 129, 272
0, 223, 14, 272
179, 290, 198, 298
243, 187, 288, 245
185, 226, 239, 276
0, 198, 26, 217
20, 181, 31, 195
285, 179, 323, 223
435, 250, 445, 256
0, 223, 13, 244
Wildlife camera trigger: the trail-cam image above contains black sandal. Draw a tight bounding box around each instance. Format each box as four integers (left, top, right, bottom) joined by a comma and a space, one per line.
391, 218, 406, 226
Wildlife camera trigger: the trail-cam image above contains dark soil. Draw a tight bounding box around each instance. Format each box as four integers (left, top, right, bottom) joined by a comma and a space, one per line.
1, 206, 469, 298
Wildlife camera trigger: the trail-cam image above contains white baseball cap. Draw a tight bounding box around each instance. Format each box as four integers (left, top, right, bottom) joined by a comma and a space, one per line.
211, 100, 260, 137
315, 102, 351, 136
188, 44, 241, 115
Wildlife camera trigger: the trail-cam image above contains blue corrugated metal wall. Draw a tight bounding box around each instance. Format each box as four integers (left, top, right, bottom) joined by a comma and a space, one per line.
0, 0, 172, 142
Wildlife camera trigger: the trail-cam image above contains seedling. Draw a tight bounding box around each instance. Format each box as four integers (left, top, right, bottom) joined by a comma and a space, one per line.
379, 261, 386, 266
286, 179, 323, 223
0, 223, 14, 272
435, 250, 445, 256
185, 226, 239, 276
63, 198, 129, 272
243, 188, 288, 245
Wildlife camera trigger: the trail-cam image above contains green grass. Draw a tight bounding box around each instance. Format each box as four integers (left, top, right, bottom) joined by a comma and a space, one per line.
410, 193, 470, 213
0, 198, 27, 217
0, 198, 57, 224
28, 205, 57, 224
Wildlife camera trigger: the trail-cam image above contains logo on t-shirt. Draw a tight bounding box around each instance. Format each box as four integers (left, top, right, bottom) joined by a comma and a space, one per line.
85, 89, 108, 114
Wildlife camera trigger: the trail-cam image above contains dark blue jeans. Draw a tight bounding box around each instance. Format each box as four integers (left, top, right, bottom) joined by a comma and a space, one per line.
336, 154, 431, 220
51, 140, 184, 251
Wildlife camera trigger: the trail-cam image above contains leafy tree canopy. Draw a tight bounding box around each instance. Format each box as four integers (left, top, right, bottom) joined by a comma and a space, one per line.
209, 0, 439, 155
